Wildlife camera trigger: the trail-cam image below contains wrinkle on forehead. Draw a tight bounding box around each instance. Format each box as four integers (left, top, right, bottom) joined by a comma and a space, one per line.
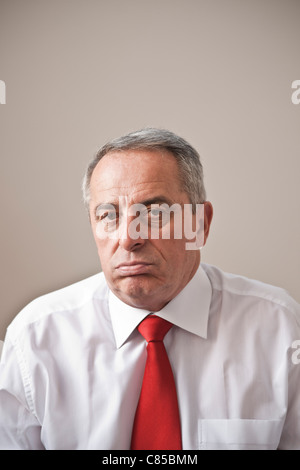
94, 180, 170, 194
89, 148, 184, 208
92, 149, 179, 181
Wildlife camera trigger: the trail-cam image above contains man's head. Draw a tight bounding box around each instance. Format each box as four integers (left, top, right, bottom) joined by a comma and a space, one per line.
83, 128, 213, 311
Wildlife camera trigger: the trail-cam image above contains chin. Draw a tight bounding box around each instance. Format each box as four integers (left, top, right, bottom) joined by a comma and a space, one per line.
114, 276, 162, 309
121, 275, 154, 296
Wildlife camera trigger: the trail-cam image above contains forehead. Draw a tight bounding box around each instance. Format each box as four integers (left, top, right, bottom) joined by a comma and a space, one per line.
90, 149, 182, 197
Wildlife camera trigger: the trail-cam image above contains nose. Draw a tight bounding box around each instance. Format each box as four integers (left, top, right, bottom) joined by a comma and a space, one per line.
118, 216, 147, 252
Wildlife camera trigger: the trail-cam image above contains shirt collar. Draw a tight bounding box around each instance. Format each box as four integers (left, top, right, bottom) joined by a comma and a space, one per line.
109, 264, 212, 349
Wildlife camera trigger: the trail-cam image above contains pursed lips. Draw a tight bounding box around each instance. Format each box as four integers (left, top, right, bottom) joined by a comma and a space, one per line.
115, 261, 153, 276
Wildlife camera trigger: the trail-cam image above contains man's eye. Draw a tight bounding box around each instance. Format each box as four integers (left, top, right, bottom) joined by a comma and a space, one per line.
149, 208, 161, 217
100, 211, 118, 221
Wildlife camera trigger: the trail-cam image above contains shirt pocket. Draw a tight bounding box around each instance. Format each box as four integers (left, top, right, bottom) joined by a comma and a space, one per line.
198, 419, 282, 450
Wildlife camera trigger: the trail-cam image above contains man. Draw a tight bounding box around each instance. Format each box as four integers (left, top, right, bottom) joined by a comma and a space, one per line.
0, 128, 299, 450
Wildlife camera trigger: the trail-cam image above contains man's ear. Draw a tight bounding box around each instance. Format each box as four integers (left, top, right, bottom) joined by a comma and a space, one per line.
202, 201, 213, 246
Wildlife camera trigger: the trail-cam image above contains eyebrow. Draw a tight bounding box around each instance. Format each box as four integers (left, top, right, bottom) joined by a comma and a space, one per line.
93, 196, 176, 219
94, 202, 118, 219
138, 196, 175, 207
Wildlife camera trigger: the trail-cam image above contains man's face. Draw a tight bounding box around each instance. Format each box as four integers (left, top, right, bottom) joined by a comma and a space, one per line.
89, 149, 212, 311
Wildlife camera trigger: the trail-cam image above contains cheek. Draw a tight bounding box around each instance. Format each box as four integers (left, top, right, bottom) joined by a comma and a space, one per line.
155, 238, 198, 272
94, 236, 115, 269
152, 238, 187, 265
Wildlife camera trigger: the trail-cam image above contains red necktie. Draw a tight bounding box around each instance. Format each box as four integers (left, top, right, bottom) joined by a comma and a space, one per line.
130, 315, 182, 450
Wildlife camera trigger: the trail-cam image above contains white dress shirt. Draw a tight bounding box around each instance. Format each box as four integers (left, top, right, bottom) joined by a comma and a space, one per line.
0, 263, 300, 450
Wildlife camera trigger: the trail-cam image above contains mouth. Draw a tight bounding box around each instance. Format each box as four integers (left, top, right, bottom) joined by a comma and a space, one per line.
115, 262, 153, 276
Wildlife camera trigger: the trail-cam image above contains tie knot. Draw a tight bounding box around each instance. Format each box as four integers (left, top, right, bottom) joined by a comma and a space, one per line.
138, 315, 173, 343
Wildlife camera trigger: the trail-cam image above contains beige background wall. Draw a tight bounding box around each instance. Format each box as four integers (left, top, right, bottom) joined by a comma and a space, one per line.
0, 0, 299, 339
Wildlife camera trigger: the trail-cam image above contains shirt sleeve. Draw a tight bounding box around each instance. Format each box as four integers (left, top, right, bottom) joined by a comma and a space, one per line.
278, 301, 300, 450
0, 335, 44, 450
279, 361, 300, 449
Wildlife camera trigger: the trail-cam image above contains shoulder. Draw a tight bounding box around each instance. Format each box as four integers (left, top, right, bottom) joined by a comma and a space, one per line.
7, 272, 108, 339
201, 263, 300, 323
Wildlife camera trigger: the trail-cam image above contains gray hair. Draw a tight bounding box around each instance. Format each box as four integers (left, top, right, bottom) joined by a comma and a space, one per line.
82, 128, 207, 212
